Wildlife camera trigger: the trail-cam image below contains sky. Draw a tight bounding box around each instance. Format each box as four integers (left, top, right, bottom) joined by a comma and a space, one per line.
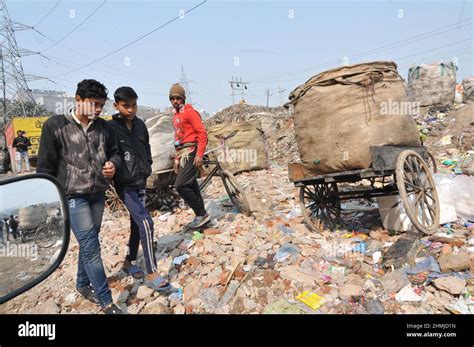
0, 178, 61, 211
5, 0, 474, 114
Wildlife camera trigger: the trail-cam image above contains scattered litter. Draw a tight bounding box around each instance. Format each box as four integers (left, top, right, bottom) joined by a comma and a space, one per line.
296, 291, 324, 310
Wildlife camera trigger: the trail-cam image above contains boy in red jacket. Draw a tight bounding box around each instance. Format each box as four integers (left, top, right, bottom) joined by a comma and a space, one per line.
170, 83, 210, 229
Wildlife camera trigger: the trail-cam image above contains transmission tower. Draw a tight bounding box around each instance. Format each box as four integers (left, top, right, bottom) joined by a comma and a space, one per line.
179, 65, 194, 104
277, 86, 287, 105
0, 0, 43, 122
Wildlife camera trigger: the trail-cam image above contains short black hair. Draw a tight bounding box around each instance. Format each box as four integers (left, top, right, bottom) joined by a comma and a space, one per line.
75, 79, 108, 100
114, 86, 138, 103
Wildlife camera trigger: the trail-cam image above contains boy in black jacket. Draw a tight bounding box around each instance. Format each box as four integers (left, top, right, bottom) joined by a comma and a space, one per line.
37, 79, 123, 314
108, 87, 171, 293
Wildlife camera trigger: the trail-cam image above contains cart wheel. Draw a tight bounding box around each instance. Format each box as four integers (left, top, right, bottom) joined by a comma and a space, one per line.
427, 151, 438, 174
221, 170, 251, 216
396, 150, 440, 234
35, 223, 58, 248
299, 183, 341, 232
104, 186, 129, 220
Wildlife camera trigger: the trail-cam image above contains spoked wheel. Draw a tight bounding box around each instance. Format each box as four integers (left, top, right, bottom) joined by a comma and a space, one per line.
299, 183, 341, 232
35, 223, 59, 248
396, 150, 440, 234
221, 170, 251, 216
104, 186, 129, 220
427, 151, 438, 174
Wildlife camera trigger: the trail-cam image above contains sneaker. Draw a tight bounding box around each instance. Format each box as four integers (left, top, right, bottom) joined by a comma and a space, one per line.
76, 285, 100, 306
103, 304, 123, 315
186, 213, 210, 229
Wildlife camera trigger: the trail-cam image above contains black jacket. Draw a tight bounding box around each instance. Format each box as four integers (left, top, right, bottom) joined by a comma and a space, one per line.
13, 136, 31, 152
108, 114, 152, 189
37, 113, 121, 197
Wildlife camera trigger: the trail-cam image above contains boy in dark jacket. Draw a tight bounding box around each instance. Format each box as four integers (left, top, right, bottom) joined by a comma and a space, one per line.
108, 87, 171, 293
37, 79, 123, 314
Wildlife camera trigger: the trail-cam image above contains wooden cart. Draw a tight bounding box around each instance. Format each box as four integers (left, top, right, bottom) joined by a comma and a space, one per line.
289, 146, 440, 235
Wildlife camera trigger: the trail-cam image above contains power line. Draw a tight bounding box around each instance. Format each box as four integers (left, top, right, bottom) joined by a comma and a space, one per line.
251, 17, 473, 83
33, 27, 172, 86
33, 0, 61, 28
40, 0, 107, 53
50, 0, 208, 79
394, 37, 473, 61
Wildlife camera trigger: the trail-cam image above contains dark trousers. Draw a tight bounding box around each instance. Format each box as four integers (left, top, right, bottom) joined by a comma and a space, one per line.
175, 149, 206, 216
117, 187, 157, 274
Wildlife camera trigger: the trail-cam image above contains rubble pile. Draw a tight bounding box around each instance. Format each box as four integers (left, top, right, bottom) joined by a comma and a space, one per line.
2, 165, 472, 315
206, 104, 299, 164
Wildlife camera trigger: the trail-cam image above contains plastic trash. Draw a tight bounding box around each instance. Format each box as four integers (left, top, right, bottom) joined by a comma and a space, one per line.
372, 251, 382, 264
395, 284, 423, 302
192, 231, 203, 241
434, 173, 463, 223
274, 243, 300, 262
404, 256, 441, 275
158, 212, 172, 221
440, 135, 452, 146
172, 254, 189, 265
376, 196, 414, 231
452, 175, 474, 221
296, 291, 324, 310
277, 224, 294, 236
352, 242, 367, 254
445, 297, 471, 314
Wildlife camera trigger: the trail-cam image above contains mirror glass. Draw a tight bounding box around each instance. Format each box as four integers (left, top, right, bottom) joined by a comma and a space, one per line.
0, 178, 66, 299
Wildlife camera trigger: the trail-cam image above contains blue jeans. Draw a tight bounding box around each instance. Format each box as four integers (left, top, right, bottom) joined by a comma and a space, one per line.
68, 192, 112, 308
16, 150, 30, 172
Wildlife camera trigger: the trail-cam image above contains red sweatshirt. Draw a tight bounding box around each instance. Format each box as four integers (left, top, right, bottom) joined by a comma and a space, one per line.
173, 104, 208, 158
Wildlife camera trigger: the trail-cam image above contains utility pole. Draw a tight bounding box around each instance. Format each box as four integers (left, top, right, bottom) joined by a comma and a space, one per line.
228, 77, 249, 104
265, 88, 273, 107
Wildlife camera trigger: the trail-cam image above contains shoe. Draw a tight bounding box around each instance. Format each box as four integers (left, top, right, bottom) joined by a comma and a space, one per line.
186, 213, 210, 229
103, 304, 123, 314
76, 285, 100, 306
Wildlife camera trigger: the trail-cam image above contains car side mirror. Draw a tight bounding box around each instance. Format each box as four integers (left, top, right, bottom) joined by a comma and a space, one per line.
0, 174, 70, 304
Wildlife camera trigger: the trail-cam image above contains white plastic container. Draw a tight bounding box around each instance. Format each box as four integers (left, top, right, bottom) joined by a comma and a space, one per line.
376, 195, 413, 231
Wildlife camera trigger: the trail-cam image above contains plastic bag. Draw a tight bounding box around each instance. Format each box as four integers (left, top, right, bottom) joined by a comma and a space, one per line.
433, 173, 474, 223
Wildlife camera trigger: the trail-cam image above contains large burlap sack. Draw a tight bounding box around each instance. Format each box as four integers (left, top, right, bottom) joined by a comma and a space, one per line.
206, 120, 268, 174
289, 61, 420, 176
19, 205, 47, 230
407, 62, 457, 107
462, 77, 474, 103
146, 114, 175, 172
